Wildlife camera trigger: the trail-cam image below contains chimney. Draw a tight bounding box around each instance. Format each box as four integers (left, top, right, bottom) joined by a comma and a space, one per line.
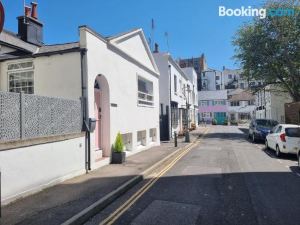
153, 43, 159, 53
31, 2, 38, 19
25, 6, 31, 17
18, 2, 43, 46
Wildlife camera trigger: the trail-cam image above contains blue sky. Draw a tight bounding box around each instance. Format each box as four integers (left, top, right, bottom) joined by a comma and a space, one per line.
3, 0, 265, 70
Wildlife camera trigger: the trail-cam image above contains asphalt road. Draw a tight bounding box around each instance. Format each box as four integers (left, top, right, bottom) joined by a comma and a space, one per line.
85, 125, 300, 225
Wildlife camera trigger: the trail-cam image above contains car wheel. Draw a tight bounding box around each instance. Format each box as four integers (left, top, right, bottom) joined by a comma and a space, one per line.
276, 145, 281, 158
252, 134, 256, 143
265, 140, 269, 150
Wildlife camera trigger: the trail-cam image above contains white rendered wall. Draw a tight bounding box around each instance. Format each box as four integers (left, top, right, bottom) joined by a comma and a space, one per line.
0, 52, 82, 100
0, 136, 86, 205
80, 29, 160, 169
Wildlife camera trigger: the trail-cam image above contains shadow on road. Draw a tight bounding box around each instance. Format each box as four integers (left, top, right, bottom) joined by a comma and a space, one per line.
263, 147, 298, 161
3, 162, 300, 225
289, 166, 300, 174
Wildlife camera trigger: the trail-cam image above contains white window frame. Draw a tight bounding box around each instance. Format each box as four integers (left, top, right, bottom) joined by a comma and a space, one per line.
7, 61, 34, 94
137, 75, 154, 107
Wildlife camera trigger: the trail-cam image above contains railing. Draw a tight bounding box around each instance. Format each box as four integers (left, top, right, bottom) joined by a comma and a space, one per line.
0, 91, 82, 142
138, 91, 154, 106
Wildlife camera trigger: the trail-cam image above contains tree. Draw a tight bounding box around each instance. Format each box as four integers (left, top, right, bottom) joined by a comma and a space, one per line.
233, 0, 300, 101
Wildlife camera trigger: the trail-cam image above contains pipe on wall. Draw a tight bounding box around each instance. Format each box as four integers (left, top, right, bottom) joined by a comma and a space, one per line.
80, 48, 91, 172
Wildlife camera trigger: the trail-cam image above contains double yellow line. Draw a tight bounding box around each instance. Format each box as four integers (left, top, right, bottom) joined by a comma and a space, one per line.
100, 128, 209, 225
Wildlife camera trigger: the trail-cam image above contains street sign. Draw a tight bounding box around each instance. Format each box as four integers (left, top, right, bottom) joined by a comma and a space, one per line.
0, 1, 4, 34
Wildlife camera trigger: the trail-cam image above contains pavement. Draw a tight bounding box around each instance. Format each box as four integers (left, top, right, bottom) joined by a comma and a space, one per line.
85, 125, 300, 225
0, 127, 206, 225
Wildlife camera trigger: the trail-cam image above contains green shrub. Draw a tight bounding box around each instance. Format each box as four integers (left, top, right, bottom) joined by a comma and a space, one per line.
212, 119, 217, 125
223, 119, 228, 125
230, 120, 238, 126
114, 132, 124, 153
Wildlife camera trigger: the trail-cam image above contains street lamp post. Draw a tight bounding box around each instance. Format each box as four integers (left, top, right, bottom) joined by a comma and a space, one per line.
184, 85, 191, 143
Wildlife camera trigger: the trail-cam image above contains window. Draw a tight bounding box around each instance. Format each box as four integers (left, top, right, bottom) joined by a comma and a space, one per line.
230, 101, 240, 106
138, 76, 154, 106
275, 126, 282, 133
201, 112, 211, 118
248, 100, 255, 105
149, 128, 157, 142
8, 61, 34, 94
214, 100, 225, 105
200, 100, 209, 106
216, 76, 220, 80
216, 85, 220, 90
179, 79, 182, 94
122, 133, 133, 151
228, 74, 232, 79
137, 130, 146, 146
286, 128, 300, 137
174, 75, 177, 93
171, 102, 179, 128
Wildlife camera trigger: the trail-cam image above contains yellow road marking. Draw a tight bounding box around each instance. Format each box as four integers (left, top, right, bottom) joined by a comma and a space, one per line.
99, 128, 209, 225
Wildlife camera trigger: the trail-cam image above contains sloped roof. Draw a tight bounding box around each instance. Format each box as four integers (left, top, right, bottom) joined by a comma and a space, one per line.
37, 42, 80, 54
0, 30, 38, 53
198, 90, 228, 100
229, 90, 255, 101
106, 28, 140, 40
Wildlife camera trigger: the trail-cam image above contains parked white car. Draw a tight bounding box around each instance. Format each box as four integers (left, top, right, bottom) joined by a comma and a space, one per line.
265, 124, 300, 158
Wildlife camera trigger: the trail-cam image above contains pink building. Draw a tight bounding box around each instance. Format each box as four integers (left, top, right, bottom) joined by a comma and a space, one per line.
198, 90, 228, 124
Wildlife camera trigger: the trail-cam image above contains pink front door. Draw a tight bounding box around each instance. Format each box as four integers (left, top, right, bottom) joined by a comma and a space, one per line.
94, 89, 101, 150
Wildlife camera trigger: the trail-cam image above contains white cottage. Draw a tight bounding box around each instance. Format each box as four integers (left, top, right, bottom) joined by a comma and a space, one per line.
0, 3, 160, 204
79, 26, 160, 168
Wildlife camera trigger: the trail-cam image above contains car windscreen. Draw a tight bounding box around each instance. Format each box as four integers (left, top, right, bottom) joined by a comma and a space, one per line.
256, 120, 278, 127
285, 128, 300, 137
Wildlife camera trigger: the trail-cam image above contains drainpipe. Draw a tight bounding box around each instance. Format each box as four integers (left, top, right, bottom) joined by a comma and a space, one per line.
168, 64, 172, 140
264, 88, 266, 119
80, 48, 91, 172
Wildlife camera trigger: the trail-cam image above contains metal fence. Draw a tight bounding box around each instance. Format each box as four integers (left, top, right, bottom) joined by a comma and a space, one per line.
0, 91, 82, 142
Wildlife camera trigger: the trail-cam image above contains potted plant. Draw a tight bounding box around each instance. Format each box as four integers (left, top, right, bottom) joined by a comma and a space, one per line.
111, 132, 126, 164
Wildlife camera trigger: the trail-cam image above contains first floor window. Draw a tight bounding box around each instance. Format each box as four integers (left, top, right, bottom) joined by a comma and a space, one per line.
171, 103, 179, 128
174, 75, 177, 94
201, 112, 211, 118
8, 61, 34, 94
230, 101, 240, 106
200, 100, 209, 106
138, 76, 154, 106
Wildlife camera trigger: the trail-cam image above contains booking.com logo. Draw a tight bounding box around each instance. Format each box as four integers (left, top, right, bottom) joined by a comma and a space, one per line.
219, 6, 297, 19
